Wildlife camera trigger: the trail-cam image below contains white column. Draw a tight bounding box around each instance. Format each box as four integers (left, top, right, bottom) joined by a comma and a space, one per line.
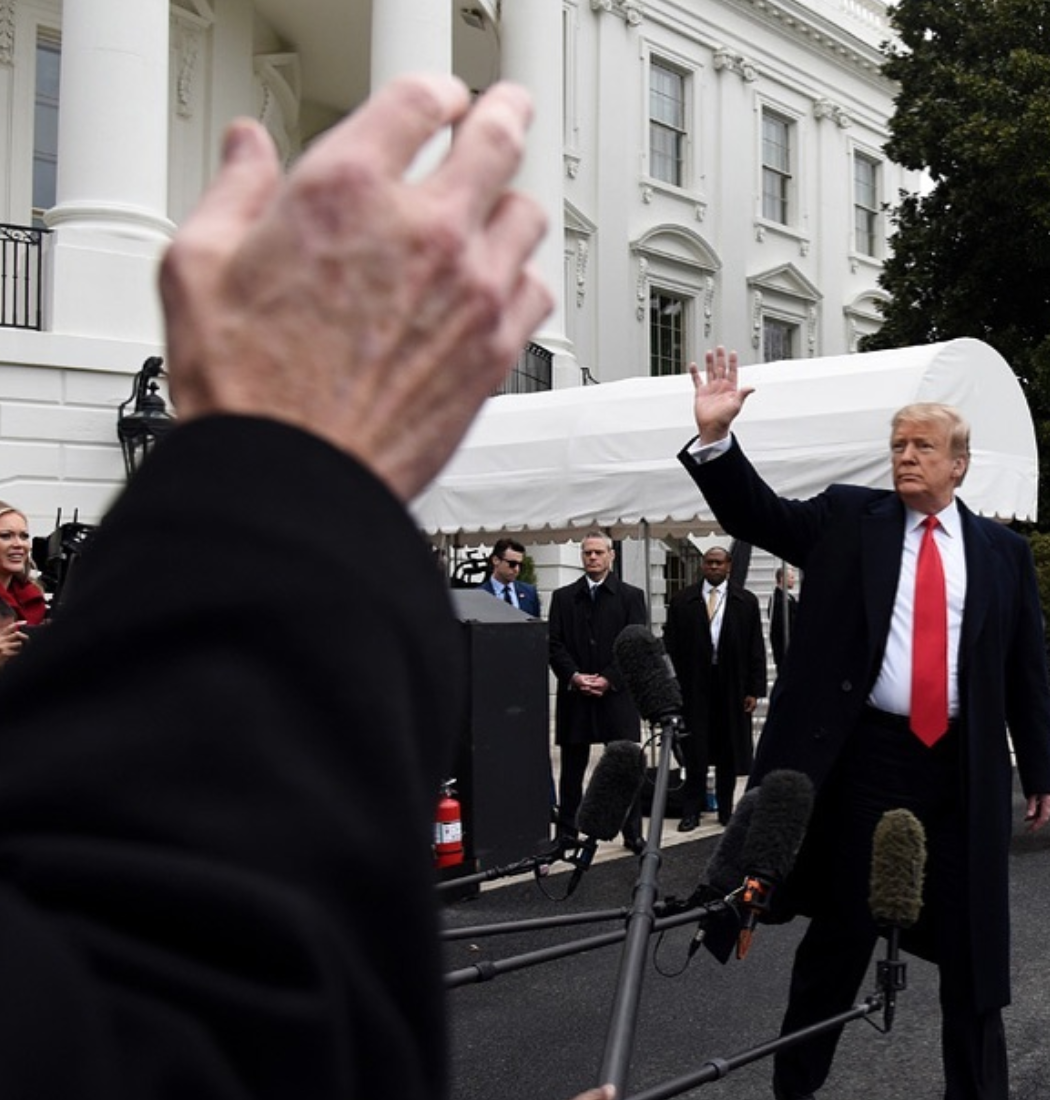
45, 0, 173, 340
370, 0, 452, 89
369, 0, 452, 176
500, 0, 577, 385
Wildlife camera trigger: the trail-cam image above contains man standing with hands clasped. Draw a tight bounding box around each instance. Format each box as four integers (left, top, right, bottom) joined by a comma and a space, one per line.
679, 346, 1050, 1100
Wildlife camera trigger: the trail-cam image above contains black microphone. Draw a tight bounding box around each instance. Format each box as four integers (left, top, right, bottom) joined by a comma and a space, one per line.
686, 786, 761, 960
566, 740, 646, 895
735, 769, 814, 958
869, 808, 926, 1029
613, 624, 683, 724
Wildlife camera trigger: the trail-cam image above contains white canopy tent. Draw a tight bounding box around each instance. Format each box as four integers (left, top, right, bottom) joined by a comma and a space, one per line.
411, 338, 1038, 544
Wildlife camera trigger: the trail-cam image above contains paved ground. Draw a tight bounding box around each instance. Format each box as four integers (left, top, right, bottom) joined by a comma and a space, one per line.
441, 775, 1050, 1100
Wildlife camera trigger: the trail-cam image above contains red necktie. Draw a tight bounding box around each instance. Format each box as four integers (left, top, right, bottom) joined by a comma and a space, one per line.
911, 515, 949, 746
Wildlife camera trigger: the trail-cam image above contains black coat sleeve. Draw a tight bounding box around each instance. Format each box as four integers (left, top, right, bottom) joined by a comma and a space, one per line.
0, 417, 463, 1100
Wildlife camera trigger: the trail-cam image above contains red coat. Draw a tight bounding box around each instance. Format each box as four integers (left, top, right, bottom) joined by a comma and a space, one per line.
0, 577, 47, 624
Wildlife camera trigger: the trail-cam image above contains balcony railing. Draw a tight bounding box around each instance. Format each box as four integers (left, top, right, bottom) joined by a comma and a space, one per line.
1, 223, 49, 331
494, 340, 553, 395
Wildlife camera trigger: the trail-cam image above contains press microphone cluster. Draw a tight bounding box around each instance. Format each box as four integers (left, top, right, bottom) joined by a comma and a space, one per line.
566, 739, 646, 894
689, 769, 814, 961
869, 808, 926, 1029
613, 624, 683, 726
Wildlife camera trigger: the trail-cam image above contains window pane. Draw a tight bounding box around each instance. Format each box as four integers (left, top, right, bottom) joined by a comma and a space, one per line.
650, 60, 685, 186
650, 63, 683, 128
853, 154, 879, 255
649, 291, 686, 377
761, 112, 791, 224
763, 319, 795, 362
34, 38, 61, 217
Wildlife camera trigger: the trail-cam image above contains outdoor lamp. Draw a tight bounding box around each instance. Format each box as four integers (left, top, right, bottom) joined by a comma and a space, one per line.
117, 356, 175, 477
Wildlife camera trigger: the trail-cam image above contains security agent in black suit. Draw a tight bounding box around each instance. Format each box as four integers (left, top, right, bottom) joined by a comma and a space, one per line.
549, 532, 648, 852
663, 545, 767, 829
768, 564, 798, 672
680, 347, 1050, 1100
0, 75, 612, 1100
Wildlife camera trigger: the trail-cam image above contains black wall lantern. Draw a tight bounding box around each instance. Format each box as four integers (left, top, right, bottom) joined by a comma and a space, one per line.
117, 356, 176, 477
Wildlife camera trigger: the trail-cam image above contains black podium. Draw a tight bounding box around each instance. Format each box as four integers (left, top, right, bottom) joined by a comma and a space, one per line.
445, 590, 551, 883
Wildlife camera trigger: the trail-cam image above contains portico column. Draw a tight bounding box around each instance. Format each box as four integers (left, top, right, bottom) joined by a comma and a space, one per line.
370, 0, 452, 89
46, 0, 173, 340
369, 0, 452, 175
500, 0, 577, 385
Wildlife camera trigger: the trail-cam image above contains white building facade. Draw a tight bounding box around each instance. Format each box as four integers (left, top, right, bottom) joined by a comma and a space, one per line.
0, 0, 918, 564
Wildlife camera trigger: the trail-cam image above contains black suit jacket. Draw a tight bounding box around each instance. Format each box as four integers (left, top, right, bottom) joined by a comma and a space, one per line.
0, 418, 461, 1099
681, 436, 1050, 1009
548, 572, 647, 746
663, 582, 767, 771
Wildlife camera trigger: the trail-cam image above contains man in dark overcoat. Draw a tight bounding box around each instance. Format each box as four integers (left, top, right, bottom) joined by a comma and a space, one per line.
663, 545, 767, 828
679, 347, 1050, 1100
549, 532, 648, 851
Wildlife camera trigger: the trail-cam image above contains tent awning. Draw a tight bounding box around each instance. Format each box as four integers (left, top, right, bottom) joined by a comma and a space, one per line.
410, 338, 1038, 543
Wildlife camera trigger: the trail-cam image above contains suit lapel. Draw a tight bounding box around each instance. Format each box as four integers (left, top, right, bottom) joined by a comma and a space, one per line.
957, 500, 993, 670
860, 493, 907, 664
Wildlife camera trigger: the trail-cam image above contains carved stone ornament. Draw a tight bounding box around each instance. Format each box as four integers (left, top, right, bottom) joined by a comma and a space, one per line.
575, 240, 590, 308
0, 0, 15, 68
813, 97, 852, 128
591, 0, 644, 25
713, 46, 757, 82
703, 276, 715, 337
751, 290, 764, 348
636, 257, 650, 321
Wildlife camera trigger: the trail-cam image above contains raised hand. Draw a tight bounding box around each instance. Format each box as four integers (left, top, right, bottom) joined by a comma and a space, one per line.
687, 345, 755, 444
160, 74, 552, 502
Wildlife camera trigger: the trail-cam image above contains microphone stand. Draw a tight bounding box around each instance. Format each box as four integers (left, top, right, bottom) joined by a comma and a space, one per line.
622, 930, 908, 1100
445, 899, 730, 989
623, 994, 886, 1100
597, 714, 685, 1095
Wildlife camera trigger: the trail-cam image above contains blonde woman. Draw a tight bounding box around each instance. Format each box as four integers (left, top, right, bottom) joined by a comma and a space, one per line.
0, 503, 46, 624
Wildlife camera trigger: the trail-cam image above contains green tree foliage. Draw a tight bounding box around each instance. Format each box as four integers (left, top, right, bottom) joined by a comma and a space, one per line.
863, 0, 1050, 524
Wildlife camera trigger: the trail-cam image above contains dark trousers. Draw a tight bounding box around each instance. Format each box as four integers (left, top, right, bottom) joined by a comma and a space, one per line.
680, 666, 737, 822
558, 742, 643, 843
773, 709, 1008, 1100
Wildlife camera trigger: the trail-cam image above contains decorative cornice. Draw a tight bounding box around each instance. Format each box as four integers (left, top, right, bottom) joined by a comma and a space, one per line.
712, 46, 757, 83
0, 0, 15, 68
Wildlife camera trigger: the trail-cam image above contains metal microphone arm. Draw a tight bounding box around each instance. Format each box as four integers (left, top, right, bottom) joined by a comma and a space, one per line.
597, 714, 684, 1095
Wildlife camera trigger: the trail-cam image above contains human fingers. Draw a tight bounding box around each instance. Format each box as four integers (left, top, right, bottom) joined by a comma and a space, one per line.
1024, 793, 1050, 831
430, 82, 534, 222
571, 1086, 615, 1100
475, 189, 548, 298
311, 72, 471, 182
173, 119, 281, 247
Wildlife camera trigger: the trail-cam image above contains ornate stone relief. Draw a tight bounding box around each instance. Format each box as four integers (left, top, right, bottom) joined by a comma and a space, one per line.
713, 46, 757, 83
171, 2, 215, 120
813, 97, 852, 128
636, 256, 649, 321
703, 276, 715, 337
751, 290, 764, 348
591, 0, 643, 26
575, 239, 590, 308
0, 0, 15, 68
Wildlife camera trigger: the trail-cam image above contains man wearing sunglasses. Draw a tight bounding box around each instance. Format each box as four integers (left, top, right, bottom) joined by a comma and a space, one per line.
478, 537, 541, 616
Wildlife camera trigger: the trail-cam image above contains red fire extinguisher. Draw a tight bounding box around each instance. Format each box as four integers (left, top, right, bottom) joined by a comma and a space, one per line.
434, 778, 464, 869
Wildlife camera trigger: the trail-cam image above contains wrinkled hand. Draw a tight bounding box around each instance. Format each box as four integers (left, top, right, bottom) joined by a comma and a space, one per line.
687, 346, 754, 444
1024, 792, 1050, 832
0, 619, 26, 667
160, 74, 552, 502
